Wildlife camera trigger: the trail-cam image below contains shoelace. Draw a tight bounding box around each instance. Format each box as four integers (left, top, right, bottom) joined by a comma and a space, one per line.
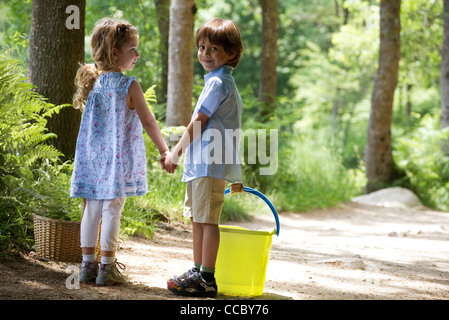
114, 260, 126, 273
175, 268, 198, 282
100, 259, 126, 273
181, 272, 203, 285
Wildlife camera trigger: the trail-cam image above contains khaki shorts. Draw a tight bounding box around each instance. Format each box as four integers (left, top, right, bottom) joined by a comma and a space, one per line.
184, 177, 226, 224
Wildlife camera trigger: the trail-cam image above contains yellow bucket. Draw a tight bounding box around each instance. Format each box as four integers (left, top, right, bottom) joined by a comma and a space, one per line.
215, 187, 280, 296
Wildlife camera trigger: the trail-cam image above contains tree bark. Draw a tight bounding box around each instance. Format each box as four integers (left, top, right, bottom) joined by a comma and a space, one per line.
28, 0, 85, 160
365, 0, 401, 193
258, 0, 278, 120
166, 0, 196, 127
441, 0, 449, 154
154, 0, 170, 105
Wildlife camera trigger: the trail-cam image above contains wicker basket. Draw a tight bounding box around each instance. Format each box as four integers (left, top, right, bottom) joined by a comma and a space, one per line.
33, 214, 83, 263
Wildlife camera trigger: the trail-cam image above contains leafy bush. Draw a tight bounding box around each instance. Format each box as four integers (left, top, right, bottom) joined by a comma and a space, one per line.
394, 114, 449, 211
9, 160, 82, 221
0, 54, 69, 254
271, 133, 366, 212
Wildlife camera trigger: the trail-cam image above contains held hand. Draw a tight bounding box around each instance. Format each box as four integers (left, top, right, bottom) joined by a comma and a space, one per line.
164, 152, 178, 174
159, 151, 169, 171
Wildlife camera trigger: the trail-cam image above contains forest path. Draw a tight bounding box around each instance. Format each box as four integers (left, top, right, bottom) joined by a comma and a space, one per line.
1, 188, 448, 300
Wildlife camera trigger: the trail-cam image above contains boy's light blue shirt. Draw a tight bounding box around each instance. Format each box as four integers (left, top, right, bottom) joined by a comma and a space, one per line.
182, 65, 243, 183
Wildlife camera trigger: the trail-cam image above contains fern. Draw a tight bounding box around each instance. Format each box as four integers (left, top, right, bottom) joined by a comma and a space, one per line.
0, 55, 62, 166
144, 84, 157, 109
0, 53, 78, 254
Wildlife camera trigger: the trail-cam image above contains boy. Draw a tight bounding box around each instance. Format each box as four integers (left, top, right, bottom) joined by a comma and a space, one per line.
165, 18, 243, 297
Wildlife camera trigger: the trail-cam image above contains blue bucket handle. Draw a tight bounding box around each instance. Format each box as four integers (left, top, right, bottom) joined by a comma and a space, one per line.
224, 187, 280, 236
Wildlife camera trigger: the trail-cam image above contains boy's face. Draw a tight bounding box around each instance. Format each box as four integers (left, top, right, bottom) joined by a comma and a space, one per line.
197, 38, 234, 72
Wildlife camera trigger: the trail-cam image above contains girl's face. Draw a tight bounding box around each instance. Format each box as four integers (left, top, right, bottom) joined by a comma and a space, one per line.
114, 39, 140, 71
197, 38, 234, 72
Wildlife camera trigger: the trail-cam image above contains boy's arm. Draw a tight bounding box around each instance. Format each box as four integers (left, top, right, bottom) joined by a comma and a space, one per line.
128, 80, 169, 162
165, 111, 209, 172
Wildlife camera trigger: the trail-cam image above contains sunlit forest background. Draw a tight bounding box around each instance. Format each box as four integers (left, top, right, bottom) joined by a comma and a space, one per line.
1, 0, 448, 254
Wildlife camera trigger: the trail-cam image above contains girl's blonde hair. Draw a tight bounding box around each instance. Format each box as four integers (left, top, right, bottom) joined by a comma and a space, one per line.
73, 18, 139, 110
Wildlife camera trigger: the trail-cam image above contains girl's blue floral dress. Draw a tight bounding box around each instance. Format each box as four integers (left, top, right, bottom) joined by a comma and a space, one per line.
70, 72, 148, 199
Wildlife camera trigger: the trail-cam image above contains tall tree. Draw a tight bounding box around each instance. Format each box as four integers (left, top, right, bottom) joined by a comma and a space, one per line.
166, 0, 196, 127
28, 0, 85, 159
441, 0, 449, 155
154, 0, 170, 105
365, 0, 401, 193
259, 0, 278, 120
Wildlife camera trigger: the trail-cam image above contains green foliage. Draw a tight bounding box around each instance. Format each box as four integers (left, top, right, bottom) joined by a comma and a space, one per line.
0, 210, 33, 257
121, 198, 159, 240
221, 197, 251, 222
84, 1, 160, 92
0, 0, 30, 65
119, 83, 184, 237
141, 84, 186, 219
221, 190, 275, 223
271, 133, 366, 212
400, 0, 442, 89
143, 129, 186, 218
9, 161, 82, 221
394, 114, 449, 211
0, 54, 71, 253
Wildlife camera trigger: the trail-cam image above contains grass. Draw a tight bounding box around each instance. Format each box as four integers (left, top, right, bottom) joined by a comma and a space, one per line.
271, 133, 366, 212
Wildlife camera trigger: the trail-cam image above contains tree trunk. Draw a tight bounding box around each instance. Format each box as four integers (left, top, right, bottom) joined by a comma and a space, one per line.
258, 0, 278, 120
154, 0, 170, 105
28, 0, 85, 160
365, 0, 401, 193
406, 83, 412, 117
441, 0, 449, 155
166, 0, 196, 127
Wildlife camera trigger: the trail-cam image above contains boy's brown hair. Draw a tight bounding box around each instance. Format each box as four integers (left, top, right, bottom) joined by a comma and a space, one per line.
196, 18, 243, 68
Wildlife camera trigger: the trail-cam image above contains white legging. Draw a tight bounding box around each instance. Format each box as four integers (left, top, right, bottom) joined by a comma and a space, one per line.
80, 198, 126, 252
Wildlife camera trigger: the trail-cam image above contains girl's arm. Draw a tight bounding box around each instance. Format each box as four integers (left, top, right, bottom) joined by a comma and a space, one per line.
164, 111, 209, 173
127, 80, 169, 166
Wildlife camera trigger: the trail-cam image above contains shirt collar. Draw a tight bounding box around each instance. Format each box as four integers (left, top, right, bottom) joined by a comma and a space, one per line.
204, 65, 233, 81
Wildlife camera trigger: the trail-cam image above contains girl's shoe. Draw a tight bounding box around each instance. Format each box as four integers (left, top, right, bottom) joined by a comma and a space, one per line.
79, 261, 98, 283
95, 260, 127, 286
167, 273, 217, 297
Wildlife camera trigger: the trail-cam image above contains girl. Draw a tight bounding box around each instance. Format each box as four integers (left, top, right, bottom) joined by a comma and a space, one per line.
70, 17, 171, 286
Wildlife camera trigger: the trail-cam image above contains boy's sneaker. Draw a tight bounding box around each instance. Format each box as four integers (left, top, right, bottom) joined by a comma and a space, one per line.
169, 267, 199, 282
167, 273, 218, 297
79, 260, 98, 283
95, 260, 127, 286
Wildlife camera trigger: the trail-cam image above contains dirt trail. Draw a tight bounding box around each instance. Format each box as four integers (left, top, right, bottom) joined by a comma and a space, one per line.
1, 187, 448, 300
